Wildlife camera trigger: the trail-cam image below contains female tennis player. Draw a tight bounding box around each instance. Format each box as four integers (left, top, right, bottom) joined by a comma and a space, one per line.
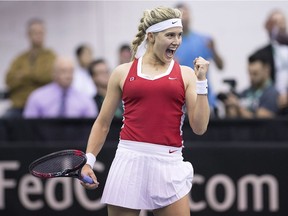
81, 6, 210, 216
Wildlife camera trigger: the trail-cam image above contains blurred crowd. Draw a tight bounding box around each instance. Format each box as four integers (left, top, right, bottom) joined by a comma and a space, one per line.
1, 3, 288, 120
217, 8, 288, 119
0, 18, 130, 119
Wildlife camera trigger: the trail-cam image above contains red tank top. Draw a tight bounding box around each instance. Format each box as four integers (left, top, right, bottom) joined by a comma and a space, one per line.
120, 57, 186, 147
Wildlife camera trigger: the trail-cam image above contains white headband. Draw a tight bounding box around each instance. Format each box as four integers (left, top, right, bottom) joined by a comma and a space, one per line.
135, 18, 182, 58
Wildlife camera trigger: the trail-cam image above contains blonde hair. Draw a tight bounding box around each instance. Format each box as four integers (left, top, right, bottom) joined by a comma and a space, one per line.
131, 6, 182, 59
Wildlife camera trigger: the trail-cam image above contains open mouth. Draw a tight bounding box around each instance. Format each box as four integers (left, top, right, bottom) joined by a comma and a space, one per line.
166, 48, 176, 58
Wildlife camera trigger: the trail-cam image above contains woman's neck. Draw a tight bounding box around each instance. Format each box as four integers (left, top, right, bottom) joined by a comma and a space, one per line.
142, 51, 168, 67
139, 56, 172, 79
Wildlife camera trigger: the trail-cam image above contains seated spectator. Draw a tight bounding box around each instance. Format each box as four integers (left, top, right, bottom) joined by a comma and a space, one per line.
222, 51, 279, 118
4, 18, 56, 118
23, 57, 98, 118
72, 44, 97, 98
118, 43, 132, 64
89, 59, 123, 119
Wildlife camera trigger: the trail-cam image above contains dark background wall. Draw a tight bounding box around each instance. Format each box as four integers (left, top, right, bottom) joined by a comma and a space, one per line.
0, 118, 287, 216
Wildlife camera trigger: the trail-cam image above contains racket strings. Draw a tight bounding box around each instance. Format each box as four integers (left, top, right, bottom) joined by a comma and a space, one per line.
31, 154, 84, 174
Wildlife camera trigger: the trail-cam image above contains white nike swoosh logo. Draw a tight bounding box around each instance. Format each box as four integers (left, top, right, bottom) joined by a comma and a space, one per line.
168, 77, 177, 80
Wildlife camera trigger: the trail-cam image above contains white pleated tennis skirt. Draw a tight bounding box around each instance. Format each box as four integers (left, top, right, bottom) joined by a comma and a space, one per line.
100, 139, 194, 210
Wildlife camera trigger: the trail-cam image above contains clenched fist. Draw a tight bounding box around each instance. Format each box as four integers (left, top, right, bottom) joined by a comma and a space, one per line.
193, 57, 209, 81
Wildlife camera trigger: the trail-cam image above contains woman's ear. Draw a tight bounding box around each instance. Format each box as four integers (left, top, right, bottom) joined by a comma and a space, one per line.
147, 32, 155, 44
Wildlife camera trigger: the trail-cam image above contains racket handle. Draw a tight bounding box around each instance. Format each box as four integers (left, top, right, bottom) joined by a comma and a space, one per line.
81, 175, 94, 184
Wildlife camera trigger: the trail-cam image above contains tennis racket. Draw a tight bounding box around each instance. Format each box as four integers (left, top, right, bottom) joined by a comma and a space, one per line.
29, 149, 94, 184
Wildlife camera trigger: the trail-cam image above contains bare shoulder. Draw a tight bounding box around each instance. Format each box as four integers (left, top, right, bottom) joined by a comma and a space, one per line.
113, 62, 133, 77
180, 65, 194, 74
112, 62, 132, 76
110, 62, 133, 87
180, 65, 196, 85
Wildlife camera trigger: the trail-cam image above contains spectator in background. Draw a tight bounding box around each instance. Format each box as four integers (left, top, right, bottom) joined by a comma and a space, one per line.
254, 9, 288, 115
72, 44, 97, 98
4, 18, 56, 118
175, 3, 224, 116
118, 43, 132, 64
89, 59, 123, 119
222, 51, 279, 118
23, 57, 98, 118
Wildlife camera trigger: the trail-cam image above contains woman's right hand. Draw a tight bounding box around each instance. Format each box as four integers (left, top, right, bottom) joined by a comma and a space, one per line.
80, 164, 99, 189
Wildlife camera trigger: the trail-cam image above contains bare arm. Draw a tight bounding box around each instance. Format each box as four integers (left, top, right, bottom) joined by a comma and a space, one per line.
233, 106, 275, 118
224, 93, 276, 118
182, 57, 210, 135
80, 63, 129, 189
85, 70, 122, 156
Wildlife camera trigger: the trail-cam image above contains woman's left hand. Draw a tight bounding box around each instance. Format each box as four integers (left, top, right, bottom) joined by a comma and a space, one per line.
193, 57, 210, 80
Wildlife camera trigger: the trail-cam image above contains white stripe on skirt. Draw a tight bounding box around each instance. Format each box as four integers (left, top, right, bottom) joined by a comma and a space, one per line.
101, 140, 194, 210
